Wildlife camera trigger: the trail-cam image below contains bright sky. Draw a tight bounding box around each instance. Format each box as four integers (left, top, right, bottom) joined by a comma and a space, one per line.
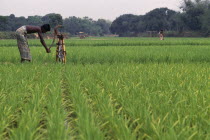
0, 0, 182, 21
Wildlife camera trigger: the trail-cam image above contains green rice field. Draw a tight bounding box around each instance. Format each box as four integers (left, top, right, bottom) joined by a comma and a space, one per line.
0, 37, 209, 140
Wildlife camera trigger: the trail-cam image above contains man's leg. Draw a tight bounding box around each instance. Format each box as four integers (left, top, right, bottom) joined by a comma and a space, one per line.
17, 34, 32, 62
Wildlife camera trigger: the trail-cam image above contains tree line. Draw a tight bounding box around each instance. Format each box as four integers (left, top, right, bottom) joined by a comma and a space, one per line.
111, 0, 210, 37
0, 0, 210, 37
0, 13, 111, 36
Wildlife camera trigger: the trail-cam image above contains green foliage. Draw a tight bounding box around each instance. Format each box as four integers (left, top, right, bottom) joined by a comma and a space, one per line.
180, 0, 210, 35
110, 8, 178, 37
27, 16, 43, 26
96, 19, 112, 35
201, 6, 210, 36
0, 16, 8, 31
0, 14, 111, 37
110, 14, 141, 36
0, 37, 210, 139
143, 8, 177, 31
63, 17, 110, 36
42, 13, 63, 28
109, 0, 210, 37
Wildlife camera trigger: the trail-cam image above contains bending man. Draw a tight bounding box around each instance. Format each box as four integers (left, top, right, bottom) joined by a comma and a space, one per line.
16, 24, 51, 62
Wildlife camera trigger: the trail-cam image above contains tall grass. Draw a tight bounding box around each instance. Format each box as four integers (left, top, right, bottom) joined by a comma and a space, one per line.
1, 44, 210, 64
66, 63, 208, 139
1, 37, 210, 47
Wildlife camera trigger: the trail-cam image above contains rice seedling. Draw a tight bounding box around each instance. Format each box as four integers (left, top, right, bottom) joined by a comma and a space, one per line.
0, 37, 209, 139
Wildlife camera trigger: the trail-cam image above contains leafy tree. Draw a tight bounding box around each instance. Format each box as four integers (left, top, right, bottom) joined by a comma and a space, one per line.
63, 16, 81, 35
0, 16, 8, 31
27, 16, 43, 26
42, 13, 63, 28
14, 16, 28, 30
80, 17, 102, 36
110, 14, 140, 36
171, 12, 186, 33
135, 16, 146, 32
7, 14, 17, 31
96, 19, 111, 35
63, 16, 103, 36
201, 3, 210, 36
143, 8, 177, 31
180, 0, 209, 31
110, 9, 177, 36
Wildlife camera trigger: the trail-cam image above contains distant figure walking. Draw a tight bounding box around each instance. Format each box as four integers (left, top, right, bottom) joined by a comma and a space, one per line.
159, 30, 164, 40
16, 24, 51, 62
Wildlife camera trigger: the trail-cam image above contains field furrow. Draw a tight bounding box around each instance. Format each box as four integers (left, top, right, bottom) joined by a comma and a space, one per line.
60, 68, 78, 139
65, 67, 105, 140
66, 65, 137, 140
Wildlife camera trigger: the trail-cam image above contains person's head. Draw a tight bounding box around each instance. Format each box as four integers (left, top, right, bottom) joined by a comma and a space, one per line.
41, 24, 51, 33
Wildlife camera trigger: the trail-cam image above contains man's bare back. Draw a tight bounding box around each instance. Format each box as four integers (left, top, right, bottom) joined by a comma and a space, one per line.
26, 26, 42, 34
26, 25, 51, 53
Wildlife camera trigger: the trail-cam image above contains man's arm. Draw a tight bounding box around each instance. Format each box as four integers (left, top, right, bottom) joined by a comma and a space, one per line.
38, 32, 50, 53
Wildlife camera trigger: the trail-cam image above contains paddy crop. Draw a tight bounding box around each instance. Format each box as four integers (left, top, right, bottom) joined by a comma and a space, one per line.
0, 37, 209, 140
